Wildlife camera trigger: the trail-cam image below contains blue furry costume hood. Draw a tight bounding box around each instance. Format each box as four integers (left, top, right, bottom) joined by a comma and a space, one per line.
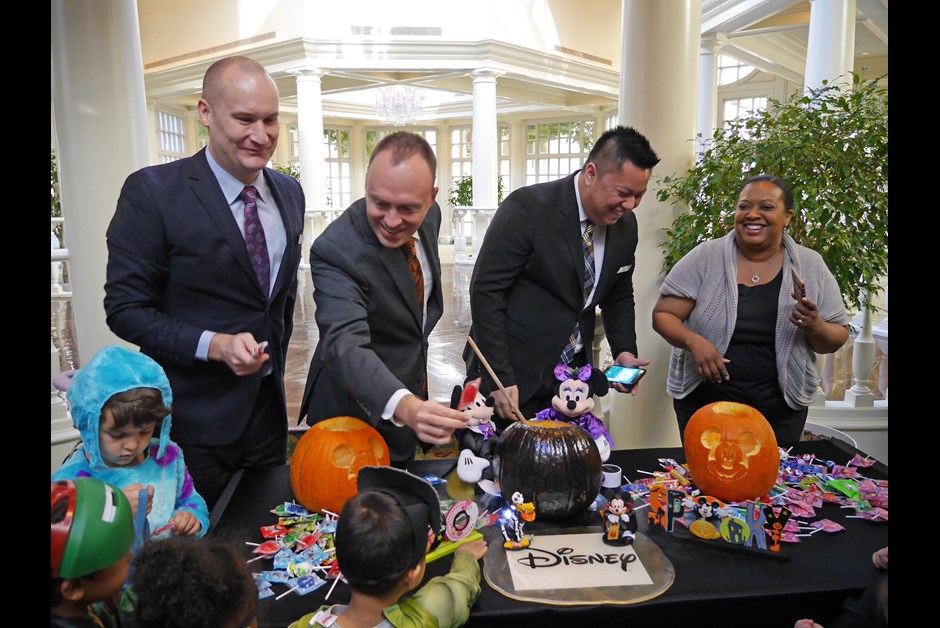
66, 345, 174, 472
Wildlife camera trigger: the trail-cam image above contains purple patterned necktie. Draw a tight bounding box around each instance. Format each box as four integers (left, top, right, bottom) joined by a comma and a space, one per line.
240, 186, 270, 298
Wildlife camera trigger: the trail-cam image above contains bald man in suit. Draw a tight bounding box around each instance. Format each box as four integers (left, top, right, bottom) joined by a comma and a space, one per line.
105, 56, 305, 509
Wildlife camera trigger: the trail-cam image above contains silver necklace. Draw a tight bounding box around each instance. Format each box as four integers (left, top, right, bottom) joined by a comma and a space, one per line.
739, 248, 780, 284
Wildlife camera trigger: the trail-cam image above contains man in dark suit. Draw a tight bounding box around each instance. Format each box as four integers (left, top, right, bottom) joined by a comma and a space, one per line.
466, 126, 660, 422
104, 56, 305, 509
299, 132, 467, 463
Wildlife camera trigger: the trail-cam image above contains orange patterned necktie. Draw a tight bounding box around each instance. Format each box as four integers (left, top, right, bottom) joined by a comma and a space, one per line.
402, 237, 428, 398
401, 238, 425, 310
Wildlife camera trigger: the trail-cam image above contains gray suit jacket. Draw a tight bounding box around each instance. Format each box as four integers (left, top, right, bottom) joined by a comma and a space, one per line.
466, 170, 639, 412
299, 199, 444, 461
104, 148, 306, 446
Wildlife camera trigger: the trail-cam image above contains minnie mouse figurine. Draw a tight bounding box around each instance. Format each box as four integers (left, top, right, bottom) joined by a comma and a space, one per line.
453, 377, 499, 484
534, 363, 613, 461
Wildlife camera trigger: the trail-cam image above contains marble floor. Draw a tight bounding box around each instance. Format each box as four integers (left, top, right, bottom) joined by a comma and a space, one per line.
51, 263, 477, 422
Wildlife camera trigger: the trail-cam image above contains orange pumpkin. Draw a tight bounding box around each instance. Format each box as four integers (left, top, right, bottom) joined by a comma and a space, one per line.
289, 416, 390, 514
683, 401, 779, 503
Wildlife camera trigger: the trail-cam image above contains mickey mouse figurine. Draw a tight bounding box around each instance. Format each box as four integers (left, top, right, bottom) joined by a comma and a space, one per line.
534, 363, 613, 461
601, 489, 637, 546
453, 377, 499, 484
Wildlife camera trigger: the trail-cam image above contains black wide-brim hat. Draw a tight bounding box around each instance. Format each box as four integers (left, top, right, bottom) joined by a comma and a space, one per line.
357, 466, 442, 566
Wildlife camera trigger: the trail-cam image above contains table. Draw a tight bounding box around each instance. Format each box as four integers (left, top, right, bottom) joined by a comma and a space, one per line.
209, 440, 888, 628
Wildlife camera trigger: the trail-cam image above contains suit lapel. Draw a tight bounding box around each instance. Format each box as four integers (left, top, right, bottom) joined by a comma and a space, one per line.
264, 169, 300, 298
352, 205, 424, 329
417, 217, 442, 336
561, 173, 586, 309
186, 150, 259, 291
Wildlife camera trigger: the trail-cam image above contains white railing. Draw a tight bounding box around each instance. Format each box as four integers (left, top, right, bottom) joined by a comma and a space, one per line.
451, 205, 498, 265
51, 217, 71, 298
808, 286, 888, 463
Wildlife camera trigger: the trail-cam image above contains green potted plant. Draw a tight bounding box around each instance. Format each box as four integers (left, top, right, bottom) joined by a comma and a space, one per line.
272, 161, 301, 181
655, 73, 887, 313
448, 174, 505, 208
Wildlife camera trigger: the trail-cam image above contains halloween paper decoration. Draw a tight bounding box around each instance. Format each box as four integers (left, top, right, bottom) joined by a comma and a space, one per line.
495, 419, 602, 520
683, 401, 780, 503
290, 416, 390, 514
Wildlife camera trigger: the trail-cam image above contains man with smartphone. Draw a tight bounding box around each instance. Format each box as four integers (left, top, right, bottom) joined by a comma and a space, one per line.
466, 126, 659, 422
604, 365, 647, 390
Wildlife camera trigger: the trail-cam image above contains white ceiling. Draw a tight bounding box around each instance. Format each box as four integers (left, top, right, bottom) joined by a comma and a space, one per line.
146, 1, 887, 121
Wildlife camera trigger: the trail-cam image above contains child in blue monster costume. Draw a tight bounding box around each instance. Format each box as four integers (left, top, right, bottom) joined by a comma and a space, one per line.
52, 345, 209, 537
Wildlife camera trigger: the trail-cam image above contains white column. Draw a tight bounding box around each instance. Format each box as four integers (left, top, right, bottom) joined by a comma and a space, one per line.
697, 35, 720, 158
291, 68, 327, 267
611, 0, 701, 449
436, 123, 454, 244
509, 119, 525, 194
804, 0, 857, 92
470, 69, 502, 257
51, 0, 149, 363
349, 125, 367, 198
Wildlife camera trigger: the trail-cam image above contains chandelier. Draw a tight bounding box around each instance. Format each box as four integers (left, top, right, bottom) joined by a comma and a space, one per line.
374, 85, 423, 126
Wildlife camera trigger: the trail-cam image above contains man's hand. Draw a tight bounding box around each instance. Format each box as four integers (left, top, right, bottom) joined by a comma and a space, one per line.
610, 352, 651, 396
122, 483, 154, 515
208, 332, 269, 376
394, 395, 469, 445
492, 385, 520, 420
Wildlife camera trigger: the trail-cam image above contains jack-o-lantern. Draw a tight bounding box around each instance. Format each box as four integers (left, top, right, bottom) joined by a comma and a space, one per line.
683, 401, 779, 503
290, 416, 390, 514
495, 419, 601, 521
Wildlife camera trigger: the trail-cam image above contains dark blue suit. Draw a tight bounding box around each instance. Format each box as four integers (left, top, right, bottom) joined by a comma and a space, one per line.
104, 148, 305, 502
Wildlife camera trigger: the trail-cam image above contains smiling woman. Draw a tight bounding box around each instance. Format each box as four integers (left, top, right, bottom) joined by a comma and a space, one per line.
651, 174, 851, 445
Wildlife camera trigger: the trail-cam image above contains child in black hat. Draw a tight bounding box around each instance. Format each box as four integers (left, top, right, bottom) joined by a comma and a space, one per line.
289, 466, 487, 628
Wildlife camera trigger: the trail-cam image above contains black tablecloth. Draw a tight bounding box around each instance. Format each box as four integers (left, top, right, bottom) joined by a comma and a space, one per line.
209, 440, 888, 628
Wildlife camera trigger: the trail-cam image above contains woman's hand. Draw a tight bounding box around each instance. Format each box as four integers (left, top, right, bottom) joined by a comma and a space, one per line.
790, 288, 849, 354
687, 335, 731, 383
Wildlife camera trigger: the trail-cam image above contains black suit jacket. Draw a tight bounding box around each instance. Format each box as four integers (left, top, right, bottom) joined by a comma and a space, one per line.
104, 148, 306, 446
466, 170, 639, 412
299, 199, 444, 461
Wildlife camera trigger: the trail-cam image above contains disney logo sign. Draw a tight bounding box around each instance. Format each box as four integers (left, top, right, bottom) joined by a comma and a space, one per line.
514, 546, 638, 572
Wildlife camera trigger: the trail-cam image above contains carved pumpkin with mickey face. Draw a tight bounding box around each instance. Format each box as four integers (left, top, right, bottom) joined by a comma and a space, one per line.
290, 416, 390, 514
683, 401, 779, 503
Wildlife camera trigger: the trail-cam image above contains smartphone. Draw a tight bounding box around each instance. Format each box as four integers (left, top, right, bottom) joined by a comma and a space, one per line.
604, 365, 647, 388
791, 268, 807, 299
